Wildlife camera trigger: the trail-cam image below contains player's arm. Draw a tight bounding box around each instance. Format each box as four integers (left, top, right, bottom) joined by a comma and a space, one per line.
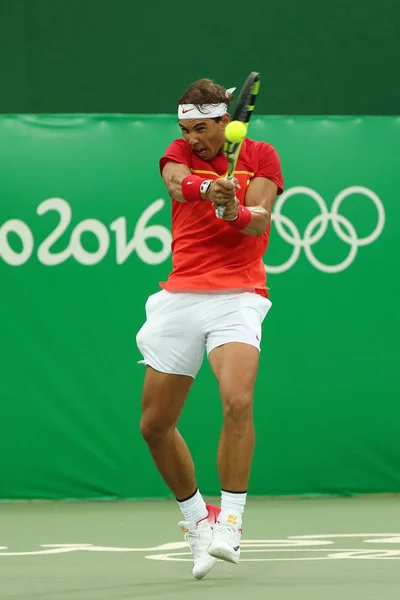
162, 161, 239, 204
221, 142, 283, 235
242, 177, 278, 236
161, 162, 192, 203
221, 177, 277, 236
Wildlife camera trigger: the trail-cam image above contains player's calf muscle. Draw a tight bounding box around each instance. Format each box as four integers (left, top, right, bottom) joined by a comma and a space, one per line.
142, 427, 197, 498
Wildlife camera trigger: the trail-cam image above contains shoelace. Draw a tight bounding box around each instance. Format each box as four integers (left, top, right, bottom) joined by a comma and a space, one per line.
185, 529, 210, 559
214, 522, 240, 545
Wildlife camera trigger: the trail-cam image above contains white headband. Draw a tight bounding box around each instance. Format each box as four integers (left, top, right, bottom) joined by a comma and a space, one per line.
178, 87, 236, 120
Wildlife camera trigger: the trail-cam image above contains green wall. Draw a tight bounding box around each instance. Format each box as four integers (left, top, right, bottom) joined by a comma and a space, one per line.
1, 115, 399, 499
0, 0, 398, 114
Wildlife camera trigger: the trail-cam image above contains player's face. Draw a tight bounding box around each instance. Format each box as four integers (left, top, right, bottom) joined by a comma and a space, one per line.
179, 115, 230, 161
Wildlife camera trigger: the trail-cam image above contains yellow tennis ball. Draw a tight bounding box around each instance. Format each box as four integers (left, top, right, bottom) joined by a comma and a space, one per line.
225, 120, 247, 143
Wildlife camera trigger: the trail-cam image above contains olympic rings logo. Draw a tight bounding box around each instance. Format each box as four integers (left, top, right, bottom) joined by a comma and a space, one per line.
265, 186, 385, 273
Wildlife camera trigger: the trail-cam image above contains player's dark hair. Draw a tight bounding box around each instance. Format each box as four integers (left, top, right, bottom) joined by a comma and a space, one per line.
177, 78, 234, 119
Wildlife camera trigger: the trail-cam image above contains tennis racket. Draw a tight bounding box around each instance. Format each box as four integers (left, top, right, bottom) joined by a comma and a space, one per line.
216, 71, 261, 219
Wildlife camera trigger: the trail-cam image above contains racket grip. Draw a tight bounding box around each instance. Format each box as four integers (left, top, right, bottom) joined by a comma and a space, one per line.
216, 204, 226, 219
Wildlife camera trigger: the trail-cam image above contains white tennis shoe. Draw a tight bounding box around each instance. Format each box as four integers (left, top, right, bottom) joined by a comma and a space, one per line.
178, 503, 220, 579
208, 509, 242, 564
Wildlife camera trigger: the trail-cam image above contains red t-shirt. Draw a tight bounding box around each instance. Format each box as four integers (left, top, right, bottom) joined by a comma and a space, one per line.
159, 137, 284, 296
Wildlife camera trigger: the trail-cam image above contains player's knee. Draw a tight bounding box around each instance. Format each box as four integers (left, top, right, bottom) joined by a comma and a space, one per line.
220, 387, 253, 422
140, 416, 171, 445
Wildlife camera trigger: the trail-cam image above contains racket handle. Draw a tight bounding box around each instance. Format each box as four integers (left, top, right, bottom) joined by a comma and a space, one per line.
216, 204, 226, 219
216, 169, 235, 219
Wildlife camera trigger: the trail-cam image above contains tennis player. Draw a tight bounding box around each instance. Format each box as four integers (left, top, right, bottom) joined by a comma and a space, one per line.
136, 78, 284, 579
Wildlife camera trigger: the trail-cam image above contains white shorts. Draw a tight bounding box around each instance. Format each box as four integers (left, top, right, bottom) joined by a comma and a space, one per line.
136, 290, 272, 378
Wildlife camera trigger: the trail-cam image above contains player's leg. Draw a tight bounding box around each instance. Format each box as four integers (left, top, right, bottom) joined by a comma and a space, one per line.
209, 342, 259, 495
139, 367, 220, 579
207, 342, 259, 563
139, 367, 196, 500
205, 292, 272, 564
136, 291, 219, 579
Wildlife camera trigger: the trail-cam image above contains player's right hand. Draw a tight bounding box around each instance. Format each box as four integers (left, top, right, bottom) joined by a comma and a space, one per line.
207, 178, 240, 205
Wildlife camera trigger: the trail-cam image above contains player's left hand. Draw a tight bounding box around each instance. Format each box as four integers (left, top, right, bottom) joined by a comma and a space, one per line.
213, 197, 240, 221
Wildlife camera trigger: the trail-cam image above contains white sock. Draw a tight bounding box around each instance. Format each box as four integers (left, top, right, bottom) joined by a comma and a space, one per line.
221, 490, 247, 517
177, 489, 208, 527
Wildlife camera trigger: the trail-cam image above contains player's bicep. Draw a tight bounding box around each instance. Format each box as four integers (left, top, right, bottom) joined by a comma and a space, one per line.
245, 176, 278, 216
162, 161, 192, 203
